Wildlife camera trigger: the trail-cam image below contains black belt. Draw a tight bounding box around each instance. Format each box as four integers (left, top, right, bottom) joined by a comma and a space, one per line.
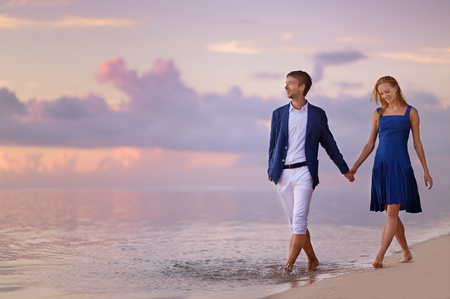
283, 161, 307, 169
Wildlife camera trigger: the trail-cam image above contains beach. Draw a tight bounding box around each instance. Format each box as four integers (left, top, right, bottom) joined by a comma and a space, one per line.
266, 234, 450, 299
0, 188, 448, 298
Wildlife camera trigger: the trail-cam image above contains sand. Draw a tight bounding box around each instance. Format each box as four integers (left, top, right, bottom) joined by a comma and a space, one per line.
265, 234, 450, 299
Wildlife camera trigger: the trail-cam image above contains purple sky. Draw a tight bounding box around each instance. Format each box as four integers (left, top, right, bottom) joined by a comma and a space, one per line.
0, 0, 449, 188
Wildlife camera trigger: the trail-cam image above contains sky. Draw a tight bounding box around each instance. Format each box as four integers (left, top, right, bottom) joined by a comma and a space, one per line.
0, 0, 449, 189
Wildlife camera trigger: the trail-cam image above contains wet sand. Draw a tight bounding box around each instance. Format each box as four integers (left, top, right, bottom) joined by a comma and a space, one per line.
266, 234, 450, 299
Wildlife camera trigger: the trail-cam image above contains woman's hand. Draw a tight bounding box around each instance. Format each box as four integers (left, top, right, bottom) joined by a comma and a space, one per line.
424, 173, 433, 190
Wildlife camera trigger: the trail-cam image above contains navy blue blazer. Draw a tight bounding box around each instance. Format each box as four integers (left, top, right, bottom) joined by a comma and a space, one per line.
268, 102, 349, 188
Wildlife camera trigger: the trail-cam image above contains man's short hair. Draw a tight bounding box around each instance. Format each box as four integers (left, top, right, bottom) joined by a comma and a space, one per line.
287, 70, 312, 96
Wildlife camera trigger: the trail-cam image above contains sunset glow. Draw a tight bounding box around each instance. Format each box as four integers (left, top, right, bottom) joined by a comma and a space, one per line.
0, 0, 449, 188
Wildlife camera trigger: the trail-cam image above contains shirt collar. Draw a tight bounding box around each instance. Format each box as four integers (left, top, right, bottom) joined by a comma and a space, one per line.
289, 100, 308, 112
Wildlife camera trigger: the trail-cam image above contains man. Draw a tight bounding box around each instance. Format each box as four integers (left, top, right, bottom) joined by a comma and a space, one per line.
268, 70, 354, 273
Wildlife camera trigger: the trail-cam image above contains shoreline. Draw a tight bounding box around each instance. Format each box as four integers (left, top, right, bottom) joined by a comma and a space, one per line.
265, 234, 450, 299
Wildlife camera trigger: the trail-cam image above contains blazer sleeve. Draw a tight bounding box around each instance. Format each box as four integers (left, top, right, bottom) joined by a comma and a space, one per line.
319, 110, 349, 174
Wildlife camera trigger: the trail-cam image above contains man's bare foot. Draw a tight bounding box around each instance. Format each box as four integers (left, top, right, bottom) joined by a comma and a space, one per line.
372, 260, 383, 268
283, 262, 293, 274
398, 253, 413, 263
306, 258, 319, 273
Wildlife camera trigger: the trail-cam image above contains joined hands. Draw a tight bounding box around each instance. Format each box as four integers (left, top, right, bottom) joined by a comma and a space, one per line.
344, 168, 356, 182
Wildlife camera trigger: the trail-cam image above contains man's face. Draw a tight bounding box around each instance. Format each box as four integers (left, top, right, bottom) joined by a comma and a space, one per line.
285, 76, 304, 99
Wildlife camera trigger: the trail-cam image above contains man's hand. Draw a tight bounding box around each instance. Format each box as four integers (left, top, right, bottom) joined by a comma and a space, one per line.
344, 171, 355, 182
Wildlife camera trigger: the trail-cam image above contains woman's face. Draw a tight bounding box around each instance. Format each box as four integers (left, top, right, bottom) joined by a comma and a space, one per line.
378, 83, 398, 104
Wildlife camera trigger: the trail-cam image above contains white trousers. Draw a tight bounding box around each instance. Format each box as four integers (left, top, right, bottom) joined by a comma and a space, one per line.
276, 166, 314, 234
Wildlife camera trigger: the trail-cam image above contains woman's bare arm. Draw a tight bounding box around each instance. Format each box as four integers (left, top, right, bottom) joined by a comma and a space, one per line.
410, 107, 433, 189
350, 110, 379, 173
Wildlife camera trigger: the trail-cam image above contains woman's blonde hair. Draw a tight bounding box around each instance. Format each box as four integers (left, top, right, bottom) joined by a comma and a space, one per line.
371, 76, 408, 124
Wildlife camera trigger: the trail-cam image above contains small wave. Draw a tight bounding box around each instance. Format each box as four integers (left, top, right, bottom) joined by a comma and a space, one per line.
164, 258, 360, 286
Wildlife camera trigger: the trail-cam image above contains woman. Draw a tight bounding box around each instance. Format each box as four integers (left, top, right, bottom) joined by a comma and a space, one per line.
350, 76, 433, 268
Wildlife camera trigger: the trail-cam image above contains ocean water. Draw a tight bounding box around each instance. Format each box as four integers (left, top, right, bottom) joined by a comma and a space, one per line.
0, 185, 449, 299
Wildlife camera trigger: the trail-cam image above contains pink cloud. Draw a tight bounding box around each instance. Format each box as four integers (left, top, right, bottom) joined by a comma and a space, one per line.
45, 151, 77, 174
0, 58, 275, 151
96, 57, 196, 112
0, 150, 39, 174
0, 149, 77, 176
96, 57, 142, 97
0, 57, 448, 163
0, 146, 268, 188
91, 147, 142, 171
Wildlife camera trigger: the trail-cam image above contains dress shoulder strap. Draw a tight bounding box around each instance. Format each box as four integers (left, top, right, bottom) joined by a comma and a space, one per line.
405, 105, 412, 117
376, 107, 382, 118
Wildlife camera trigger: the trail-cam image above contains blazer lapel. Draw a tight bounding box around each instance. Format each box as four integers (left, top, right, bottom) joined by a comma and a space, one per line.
281, 103, 290, 138
306, 103, 317, 138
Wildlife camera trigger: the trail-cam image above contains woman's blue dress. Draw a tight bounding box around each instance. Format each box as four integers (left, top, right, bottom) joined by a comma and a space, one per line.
371, 106, 421, 213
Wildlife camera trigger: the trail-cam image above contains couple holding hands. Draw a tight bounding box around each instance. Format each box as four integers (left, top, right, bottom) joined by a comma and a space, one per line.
268, 70, 433, 272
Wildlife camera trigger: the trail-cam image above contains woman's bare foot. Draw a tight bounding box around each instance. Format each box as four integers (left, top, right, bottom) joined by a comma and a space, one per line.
306, 258, 319, 273
372, 254, 384, 268
398, 253, 413, 263
372, 252, 385, 269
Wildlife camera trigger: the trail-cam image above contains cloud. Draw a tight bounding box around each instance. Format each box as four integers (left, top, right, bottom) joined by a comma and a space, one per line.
332, 81, 363, 89
51, 16, 146, 28
26, 94, 108, 121
335, 36, 378, 44
0, 58, 276, 151
281, 33, 294, 40
0, 58, 449, 189
423, 47, 450, 54
1, 0, 71, 8
0, 146, 267, 188
0, 14, 37, 28
380, 49, 450, 64
208, 41, 260, 54
252, 71, 284, 80
279, 46, 313, 53
313, 50, 367, 82
0, 14, 145, 29
0, 57, 448, 164
91, 147, 141, 171
0, 149, 76, 176
0, 88, 27, 117
314, 50, 366, 66
95, 57, 193, 105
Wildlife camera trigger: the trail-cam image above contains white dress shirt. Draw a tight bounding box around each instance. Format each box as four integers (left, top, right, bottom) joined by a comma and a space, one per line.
284, 101, 308, 165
